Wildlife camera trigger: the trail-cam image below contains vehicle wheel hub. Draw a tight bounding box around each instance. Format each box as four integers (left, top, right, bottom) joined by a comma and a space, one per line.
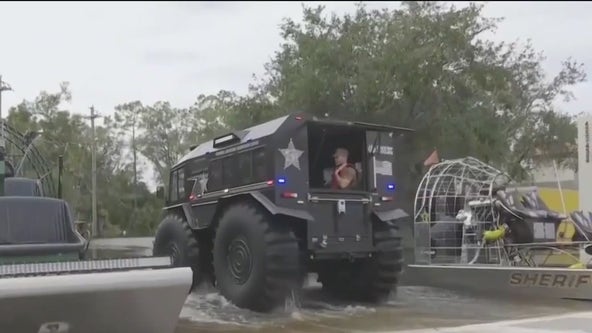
227, 237, 252, 285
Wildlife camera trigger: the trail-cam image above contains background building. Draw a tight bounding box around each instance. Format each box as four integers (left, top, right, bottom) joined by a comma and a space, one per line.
520, 114, 590, 214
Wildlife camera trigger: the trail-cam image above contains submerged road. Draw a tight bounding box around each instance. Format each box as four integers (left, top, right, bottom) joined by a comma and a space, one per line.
89, 237, 592, 333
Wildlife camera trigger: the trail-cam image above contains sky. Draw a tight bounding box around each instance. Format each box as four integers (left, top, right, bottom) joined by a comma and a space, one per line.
0, 1, 591, 185
0, 1, 591, 120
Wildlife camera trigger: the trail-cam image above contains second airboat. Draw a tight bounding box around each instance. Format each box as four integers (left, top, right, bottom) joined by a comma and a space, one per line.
406, 156, 592, 300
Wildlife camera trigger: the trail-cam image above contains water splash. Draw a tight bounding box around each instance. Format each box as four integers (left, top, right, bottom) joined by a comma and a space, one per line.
89, 238, 592, 333
178, 285, 379, 330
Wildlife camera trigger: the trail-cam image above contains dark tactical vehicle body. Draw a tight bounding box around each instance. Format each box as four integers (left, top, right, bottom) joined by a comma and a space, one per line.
154, 113, 413, 312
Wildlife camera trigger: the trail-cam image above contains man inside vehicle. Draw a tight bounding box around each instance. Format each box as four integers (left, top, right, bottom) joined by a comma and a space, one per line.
331, 147, 358, 189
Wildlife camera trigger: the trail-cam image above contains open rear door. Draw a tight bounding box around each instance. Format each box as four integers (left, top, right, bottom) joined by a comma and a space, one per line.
366, 130, 396, 197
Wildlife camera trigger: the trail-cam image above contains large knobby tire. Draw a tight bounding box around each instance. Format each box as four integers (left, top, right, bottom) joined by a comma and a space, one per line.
153, 214, 201, 290
318, 222, 403, 303
213, 203, 300, 312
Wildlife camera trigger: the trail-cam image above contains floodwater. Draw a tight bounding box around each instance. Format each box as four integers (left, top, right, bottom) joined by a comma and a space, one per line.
89, 237, 592, 333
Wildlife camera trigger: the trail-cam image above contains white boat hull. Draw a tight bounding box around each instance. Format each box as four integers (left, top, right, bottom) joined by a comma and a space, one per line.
405, 264, 592, 301
0, 267, 192, 333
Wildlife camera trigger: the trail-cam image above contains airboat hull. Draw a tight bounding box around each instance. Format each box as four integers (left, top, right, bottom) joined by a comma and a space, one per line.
0, 266, 192, 333
405, 264, 592, 301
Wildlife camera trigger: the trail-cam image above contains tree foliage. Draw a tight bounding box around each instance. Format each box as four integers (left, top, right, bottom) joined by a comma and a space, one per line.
4, 1, 585, 236
254, 2, 585, 177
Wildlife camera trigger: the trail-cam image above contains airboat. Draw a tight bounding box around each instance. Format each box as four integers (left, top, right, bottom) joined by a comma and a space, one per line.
406, 156, 592, 301
0, 120, 192, 333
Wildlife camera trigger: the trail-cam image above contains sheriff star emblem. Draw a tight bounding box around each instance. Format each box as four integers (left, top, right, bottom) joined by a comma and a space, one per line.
279, 138, 304, 170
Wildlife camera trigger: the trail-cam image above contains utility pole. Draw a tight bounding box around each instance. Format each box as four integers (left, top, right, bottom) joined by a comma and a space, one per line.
132, 118, 137, 232
0, 75, 12, 142
86, 106, 102, 238
0, 76, 13, 196
0, 75, 12, 119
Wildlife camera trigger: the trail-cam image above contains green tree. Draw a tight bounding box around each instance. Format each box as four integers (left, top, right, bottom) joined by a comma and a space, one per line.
252, 1, 585, 182
112, 101, 144, 230
4, 84, 157, 236
136, 101, 191, 186
187, 91, 236, 144
2, 1, 585, 238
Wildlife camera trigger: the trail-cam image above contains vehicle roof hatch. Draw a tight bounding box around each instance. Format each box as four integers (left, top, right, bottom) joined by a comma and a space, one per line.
212, 130, 249, 148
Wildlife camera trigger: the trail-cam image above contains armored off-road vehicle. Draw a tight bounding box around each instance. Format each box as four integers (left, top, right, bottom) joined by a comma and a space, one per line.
153, 113, 413, 312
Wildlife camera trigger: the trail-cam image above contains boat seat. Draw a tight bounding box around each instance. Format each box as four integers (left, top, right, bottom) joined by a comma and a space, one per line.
0, 197, 86, 256
570, 211, 592, 240
495, 190, 563, 221
520, 190, 548, 210
5, 177, 43, 196
519, 190, 566, 221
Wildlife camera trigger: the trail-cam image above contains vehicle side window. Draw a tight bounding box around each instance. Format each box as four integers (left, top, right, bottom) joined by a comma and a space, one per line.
188, 158, 206, 178
222, 155, 239, 187
170, 170, 178, 201
190, 179, 200, 196
208, 159, 222, 191
237, 151, 252, 184
177, 168, 185, 199
252, 148, 266, 182
206, 147, 266, 190
191, 170, 208, 195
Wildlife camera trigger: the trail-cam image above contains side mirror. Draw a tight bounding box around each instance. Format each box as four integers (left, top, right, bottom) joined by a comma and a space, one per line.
156, 186, 165, 199
585, 244, 592, 256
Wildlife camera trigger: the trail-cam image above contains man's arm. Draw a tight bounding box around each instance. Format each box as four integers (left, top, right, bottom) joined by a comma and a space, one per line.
335, 166, 356, 189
